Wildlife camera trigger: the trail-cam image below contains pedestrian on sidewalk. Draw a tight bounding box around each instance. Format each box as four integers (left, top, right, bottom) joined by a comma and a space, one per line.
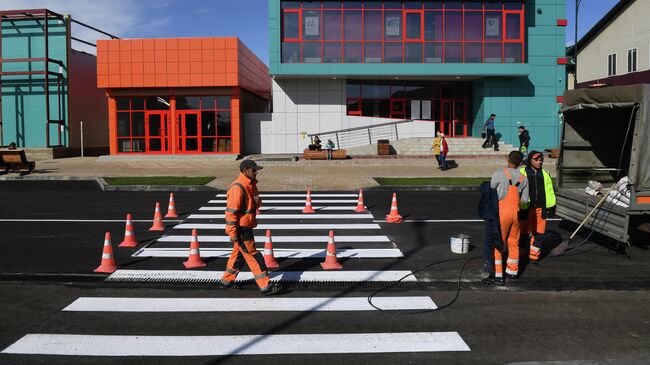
218, 160, 282, 296
486, 151, 528, 284
482, 114, 499, 151
431, 132, 442, 168
439, 133, 449, 170
519, 150, 556, 264
518, 126, 530, 158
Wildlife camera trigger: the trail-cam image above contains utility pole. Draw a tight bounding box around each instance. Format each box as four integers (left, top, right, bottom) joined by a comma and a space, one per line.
574, 0, 582, 89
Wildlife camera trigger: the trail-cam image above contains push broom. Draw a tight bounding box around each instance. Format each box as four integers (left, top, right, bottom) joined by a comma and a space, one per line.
550, 183, 616, 256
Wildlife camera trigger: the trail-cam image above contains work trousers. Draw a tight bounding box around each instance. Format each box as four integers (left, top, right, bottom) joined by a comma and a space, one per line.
220, 231, 270, 290
482, 129, 499, 150
494, 208, 520, 278
521, 207, 546, 262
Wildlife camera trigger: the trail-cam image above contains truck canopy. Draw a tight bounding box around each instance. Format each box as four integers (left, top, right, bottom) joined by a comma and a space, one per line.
560, 84, 650, 191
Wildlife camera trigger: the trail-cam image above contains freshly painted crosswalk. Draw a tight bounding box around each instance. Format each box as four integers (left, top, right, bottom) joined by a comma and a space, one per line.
133, 247, 404, 258
200, 206, 362, 211
216, 193, 359, 198
188, 213, 374, 219
2, 332, 470, 356
106, 269, 418, 282
157, 234, 391, 243
63, 296, 437, 312
209, 199, 359, 204
173, 223, 382, 230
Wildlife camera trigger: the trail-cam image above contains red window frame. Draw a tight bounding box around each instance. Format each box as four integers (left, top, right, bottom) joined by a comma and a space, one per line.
280, 1, 525, 64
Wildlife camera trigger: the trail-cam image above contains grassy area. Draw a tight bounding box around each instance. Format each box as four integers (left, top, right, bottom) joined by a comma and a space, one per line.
103, 176, 215, 186
374, 177, 490, 186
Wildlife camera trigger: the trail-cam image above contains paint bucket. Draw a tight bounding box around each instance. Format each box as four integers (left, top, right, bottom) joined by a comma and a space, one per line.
450, 234, 470, 254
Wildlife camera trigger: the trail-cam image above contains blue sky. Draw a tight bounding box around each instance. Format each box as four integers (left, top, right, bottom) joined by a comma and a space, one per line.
0, 0, 623, 65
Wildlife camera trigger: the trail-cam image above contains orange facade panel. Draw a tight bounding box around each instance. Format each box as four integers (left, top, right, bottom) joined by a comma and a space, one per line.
97, 37, 270, 100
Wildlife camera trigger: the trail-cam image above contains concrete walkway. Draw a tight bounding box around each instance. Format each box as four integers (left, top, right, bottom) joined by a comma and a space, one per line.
3, 156, 557, 191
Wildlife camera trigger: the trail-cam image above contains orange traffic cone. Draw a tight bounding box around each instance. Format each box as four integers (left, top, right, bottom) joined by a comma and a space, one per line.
354, 188, 368, 213
149, 202, 165, 231
165, 193, 178, 218
263, 229, 280, 270
320, 231, 342, 270
303, 189, 315, 214
94, 232, 119, 273
385, 192, 404, 223
118, 213, 138, 248
183, 229, 206, 269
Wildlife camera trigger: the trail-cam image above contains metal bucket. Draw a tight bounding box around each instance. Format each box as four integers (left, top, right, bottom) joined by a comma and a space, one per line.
450, 234, 470, 254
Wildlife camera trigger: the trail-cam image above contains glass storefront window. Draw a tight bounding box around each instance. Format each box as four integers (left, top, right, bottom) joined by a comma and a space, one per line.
406, 12, 422, 39
283, 12, 300, 39
324, 43, 342, 63
176, 96, 200, 110
116, 97, 130, 110
506, 13, 521, 40
324, 10, 342, 40
405, 43, 423, 63
445, 11, 462, 41
364, 43, 381, 63
485, 13, 502, 41
364, 11, 382, 41
445, 43, 462, 63
424, 42, 443, 63
424, 12, 443, 41
384, 11, 402, 41
217, 96, 231, 109
346, 81, 361, 98
344, 43, 362, 63
217, 112, 231, 136
202, 111, 216, 136
361, 82, 390, 98
464, 43, 482, 63
485, 43, 502, 63
282, 42, 301, 63
504, 43, 522, 63
343, 10, 362, 40
302, 42, 321, 63
303, 10, 321, 41
384, 43, 403, 63
117, 112, 130, 137
464, 12, 482, 41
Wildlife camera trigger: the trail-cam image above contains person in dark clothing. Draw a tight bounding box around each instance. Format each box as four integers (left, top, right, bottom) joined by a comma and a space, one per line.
478, 181, 503, 284
518, 126, 530, 158
482, 114, 499, 151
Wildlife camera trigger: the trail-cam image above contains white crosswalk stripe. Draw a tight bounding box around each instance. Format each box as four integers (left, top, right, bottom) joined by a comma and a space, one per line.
157, 234, 391, 243
133, 247, 404, 258
188, 213, 373, 219
210, 199, 359, 204
173, 223, 382, 230
216, 193, 359, 198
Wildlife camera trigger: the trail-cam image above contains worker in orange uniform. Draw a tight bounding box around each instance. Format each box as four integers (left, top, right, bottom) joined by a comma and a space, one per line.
218, 160, 282, 296
486, 151, 529, 284
519, 150, 556, 263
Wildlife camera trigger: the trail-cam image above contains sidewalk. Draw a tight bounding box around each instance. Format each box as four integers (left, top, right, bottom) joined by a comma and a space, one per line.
1, 156, 557, 191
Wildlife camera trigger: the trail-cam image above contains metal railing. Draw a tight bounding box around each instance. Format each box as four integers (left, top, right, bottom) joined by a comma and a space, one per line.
307, 119, 412, 149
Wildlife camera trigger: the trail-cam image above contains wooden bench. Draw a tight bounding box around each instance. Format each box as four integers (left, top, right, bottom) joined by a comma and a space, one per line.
302, 149, 347, 160
0, 149, 35, 175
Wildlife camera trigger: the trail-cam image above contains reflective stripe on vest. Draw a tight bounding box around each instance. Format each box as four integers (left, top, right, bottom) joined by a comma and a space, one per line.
519, 167, 556, 209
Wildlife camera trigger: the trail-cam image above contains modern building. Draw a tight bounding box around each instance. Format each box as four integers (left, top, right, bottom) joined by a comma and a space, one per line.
263, 0, 567, 153
567, 0, 650, 89
0, 9, 111, 157
96, 37, 270, 155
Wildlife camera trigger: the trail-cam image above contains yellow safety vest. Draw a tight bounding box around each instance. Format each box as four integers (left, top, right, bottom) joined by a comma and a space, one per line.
519, 167, 556, 209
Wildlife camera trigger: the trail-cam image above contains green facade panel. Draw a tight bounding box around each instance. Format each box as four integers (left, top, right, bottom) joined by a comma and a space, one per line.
1, 18, 69, 148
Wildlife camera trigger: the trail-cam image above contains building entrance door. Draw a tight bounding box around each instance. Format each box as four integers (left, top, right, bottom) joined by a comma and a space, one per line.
177, 111, 200, 153
390, 99, 406, 119
441, 100, 468, 137
145, 111, 169, 153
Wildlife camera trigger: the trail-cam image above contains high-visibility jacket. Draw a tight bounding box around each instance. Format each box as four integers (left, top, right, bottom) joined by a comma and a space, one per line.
225, 173, 261, 239
519, 167, 556, 209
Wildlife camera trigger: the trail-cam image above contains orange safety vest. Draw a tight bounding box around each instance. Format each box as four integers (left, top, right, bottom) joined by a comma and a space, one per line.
500, 168, 525, 212
225, 173, 261, 238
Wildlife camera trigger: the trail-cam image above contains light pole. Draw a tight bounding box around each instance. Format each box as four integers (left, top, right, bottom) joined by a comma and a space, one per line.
574, 0, 583, 89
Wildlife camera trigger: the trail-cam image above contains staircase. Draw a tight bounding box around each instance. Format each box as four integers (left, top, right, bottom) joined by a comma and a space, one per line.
346, 137, 516, 157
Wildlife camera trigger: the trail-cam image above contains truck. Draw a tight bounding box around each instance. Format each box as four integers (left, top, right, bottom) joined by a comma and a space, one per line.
556, 84, 650, 247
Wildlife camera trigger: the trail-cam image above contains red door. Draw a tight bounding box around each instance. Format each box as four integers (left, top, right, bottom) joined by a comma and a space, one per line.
145, 111, 169, 153
390, 99, 406, 119
177, 111, 200, 153
440, 100, 468, 137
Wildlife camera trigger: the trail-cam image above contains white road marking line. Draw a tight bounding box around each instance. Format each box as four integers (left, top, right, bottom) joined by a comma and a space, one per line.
216, 193, 359, 198
157, 235, 391, 243
209, 199, 358, 204
373, 218, 563, 223
200, 206, 361, 211
133, 248, 403, 259
1, 332, 470, 356
174, 223, 381, 230
188, 213, 373, 220
63, 296, 436, 312
0, 219, 183, 223
106, 270, 418, 282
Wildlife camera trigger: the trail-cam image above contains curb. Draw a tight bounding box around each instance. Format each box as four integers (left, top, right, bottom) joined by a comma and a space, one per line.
0, 175, 97, 181
367, 185, 480, 191
96, 177, 219, 192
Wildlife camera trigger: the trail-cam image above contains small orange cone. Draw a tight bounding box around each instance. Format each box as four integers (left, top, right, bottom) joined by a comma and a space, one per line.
385, 192, 404, 223
149, 202, 165, 231
94, 232, 119, 273
320, 231, 342, 270
165, 193, 178, 218
263, 229, 280, 270
183, 229, 206, 269
118, 213, 138, 248
354, 188, 368, 213
303, 189, 315, 214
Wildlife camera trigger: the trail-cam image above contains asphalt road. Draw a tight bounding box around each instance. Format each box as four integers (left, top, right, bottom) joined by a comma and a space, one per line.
1, 283, 649, 365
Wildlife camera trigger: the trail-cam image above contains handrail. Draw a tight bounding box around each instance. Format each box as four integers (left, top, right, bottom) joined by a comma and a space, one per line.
307, 119, 412, 137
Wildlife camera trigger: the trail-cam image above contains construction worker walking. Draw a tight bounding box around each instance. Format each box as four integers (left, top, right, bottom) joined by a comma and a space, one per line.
519, 150, 556, 263
218, 160, 282, 295
487, 151, 529, 284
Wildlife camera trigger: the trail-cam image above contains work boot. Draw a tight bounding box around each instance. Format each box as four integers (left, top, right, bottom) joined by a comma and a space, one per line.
216, 281, 240, 291
505, 273, 518, 281
261, 282, 283, 296
481, 276, 504, 285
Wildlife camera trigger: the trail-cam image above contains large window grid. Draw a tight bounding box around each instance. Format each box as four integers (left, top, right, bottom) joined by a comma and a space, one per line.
281, 1, 524, 64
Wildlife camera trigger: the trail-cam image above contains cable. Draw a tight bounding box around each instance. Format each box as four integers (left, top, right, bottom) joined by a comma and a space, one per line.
367, 255, 481, 314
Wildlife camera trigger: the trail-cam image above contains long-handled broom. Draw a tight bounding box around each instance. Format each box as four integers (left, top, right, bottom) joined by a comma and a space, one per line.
550, 183, 616, 256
